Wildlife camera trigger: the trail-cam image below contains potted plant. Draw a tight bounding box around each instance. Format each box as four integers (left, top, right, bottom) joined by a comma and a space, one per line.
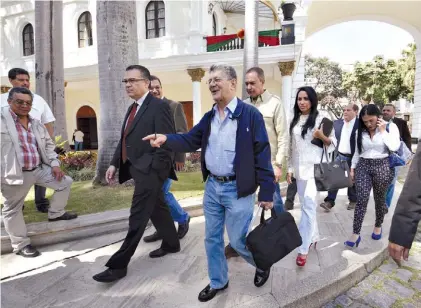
280, 1, 296, 21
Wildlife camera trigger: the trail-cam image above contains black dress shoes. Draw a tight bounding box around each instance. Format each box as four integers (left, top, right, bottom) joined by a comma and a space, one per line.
48, 212, 78, 222
143, 231, 162, 243
254, 268, 271, 287
16, 245, 40, 258
198, 282, 229, 302
149, 247, 180, 258
177, 216, 190, 239
92, 268, 127, 283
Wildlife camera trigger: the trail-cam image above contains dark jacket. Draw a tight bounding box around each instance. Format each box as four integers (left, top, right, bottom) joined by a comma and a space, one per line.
389, 140, 421, 249
163, 98, 188, 164
393, 117, 412, 150
165, 98, 275, 202
111, 93, 176, 183
333, 118, 359, 156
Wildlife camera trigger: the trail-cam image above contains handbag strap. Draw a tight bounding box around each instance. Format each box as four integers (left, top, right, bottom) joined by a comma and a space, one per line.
259, 207, 277, 224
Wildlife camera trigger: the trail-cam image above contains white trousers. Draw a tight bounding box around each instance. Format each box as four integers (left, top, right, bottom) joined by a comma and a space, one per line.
296, 178, 320, 254
1, 165, 73, 251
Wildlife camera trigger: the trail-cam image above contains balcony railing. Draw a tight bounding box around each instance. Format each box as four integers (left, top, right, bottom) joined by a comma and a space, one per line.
205, 29, 280, 52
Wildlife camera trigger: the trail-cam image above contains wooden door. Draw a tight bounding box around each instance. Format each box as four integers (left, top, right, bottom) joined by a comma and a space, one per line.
180, 101, 193, 130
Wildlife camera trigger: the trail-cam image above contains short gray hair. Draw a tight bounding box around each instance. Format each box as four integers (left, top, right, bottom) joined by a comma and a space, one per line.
209, 64, 237, 80
8, 87, 33, 102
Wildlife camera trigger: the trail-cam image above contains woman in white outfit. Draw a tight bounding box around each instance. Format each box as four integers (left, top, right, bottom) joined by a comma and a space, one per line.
287, 86, 336, 267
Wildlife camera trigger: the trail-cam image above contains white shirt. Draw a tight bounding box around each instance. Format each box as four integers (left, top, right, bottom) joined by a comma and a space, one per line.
338, 117, 356, 154
1, 91, 55, 124
351, 122, 401, 168
74, 131, 84, 142
124, 92, 149, 129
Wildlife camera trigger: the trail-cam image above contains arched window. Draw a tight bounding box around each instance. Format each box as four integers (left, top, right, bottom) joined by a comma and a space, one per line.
146, 1, 165, 39
212, 13, 217, 36
22, 23, 34, 56
78, 11, 93, 48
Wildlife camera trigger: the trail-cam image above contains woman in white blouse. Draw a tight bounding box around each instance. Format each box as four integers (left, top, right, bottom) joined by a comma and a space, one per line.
346, 104, 400, 248
287, 86, 336, 267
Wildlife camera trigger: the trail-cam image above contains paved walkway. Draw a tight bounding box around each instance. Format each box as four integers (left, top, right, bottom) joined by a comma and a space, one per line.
326, 242, 421, 308
0, 185, 403, 308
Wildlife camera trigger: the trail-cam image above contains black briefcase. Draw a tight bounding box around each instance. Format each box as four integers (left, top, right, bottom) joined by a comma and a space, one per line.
246, 209, 302, 271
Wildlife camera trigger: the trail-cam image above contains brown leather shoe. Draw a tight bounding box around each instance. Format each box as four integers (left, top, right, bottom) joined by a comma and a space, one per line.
320, 201, 333, 212
224, 244, 239, 259
347, 202, 356, 210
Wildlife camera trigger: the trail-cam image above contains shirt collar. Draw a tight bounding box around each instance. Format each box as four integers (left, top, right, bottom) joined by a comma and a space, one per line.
213, 97, 238, 114
9, 108, 33, 122
250, 90, 269, 104
135, 92, 149, 105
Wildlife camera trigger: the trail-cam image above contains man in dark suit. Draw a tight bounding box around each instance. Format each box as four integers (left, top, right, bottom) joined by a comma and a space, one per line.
143, 75, 191, 242
92, 65, 180, 283
383, 104, 412, 208
320, 103, 359, 211
388, 139, 421, 265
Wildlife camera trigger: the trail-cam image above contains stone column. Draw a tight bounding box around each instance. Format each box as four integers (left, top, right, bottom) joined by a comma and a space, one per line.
35, 0, 67, 141
278, 61, 295, 122
412, 49, 421, 141
187, 68, 205, 125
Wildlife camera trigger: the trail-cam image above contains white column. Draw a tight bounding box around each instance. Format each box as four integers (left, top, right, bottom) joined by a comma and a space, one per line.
187, 68, 206, 125
412, 49, 421, 140
189, 0, 204, 54
278, 61, 295, 122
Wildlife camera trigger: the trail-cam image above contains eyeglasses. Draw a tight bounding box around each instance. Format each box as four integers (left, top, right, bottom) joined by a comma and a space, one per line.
206, 78, 224, 85
13, 99, 32, 107
121, 78, 146, 84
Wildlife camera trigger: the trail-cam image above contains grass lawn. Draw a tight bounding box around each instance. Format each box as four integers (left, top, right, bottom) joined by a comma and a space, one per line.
14, 171, 204, 224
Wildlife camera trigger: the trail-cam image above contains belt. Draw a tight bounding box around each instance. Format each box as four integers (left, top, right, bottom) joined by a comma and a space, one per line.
338, 152, 352, 158
22, 166, 39, 172
209, 173, 236, 182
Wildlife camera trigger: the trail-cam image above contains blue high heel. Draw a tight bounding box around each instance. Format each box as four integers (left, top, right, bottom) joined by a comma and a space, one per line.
371, 228, 382, 240
344, 236, 361, 248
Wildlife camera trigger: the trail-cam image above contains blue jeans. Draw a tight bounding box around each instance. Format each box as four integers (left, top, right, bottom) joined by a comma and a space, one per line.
385, 167, 399, 208
273, 183, 285, 214
324, 154, 356, 205
162, 179, 189, 224
203, 177, 255, 289
74, 141, 83, 151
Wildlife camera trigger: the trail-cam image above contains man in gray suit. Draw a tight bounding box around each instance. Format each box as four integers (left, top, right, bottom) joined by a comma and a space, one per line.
144, 75, 191, 242
1, 87, 77, 258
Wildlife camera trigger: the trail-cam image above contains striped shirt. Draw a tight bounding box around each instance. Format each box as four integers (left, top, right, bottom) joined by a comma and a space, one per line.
10, 110, 40, 170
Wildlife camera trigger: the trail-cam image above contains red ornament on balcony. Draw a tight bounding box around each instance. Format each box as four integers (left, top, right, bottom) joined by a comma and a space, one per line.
237, 28, 245, 39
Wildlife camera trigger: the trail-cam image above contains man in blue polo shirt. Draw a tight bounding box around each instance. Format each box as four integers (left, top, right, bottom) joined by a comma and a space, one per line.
144, 64, 275, 302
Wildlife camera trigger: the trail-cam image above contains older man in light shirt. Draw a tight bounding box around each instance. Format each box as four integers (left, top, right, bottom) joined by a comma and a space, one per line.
1, 68, 56, 213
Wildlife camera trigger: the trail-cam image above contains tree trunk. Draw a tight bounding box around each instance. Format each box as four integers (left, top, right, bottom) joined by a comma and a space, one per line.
35, 0, 67, 143
242, 0, 259, 99
93, 1, 139, 185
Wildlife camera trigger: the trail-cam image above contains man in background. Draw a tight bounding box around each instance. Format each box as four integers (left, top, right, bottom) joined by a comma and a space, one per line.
1, 68, 55, 213
320, 103, 359, 211
73, 128, 84, 151
144, 75, 191, 241
382, 104, 412, 208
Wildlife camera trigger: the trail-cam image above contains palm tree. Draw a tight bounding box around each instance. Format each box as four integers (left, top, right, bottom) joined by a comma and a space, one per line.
35, 0, 68, 142
93, 1, 139, 185
242, 0, 259, 99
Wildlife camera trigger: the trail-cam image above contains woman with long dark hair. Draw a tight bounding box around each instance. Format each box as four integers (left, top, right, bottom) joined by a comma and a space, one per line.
287, 86, 336, 267
346, 104, 400, 248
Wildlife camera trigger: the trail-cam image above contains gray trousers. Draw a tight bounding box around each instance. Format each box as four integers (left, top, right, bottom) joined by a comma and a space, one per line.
1, 165, 73, 251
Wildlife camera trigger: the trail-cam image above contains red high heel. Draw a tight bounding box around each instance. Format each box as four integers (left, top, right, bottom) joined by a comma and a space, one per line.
296, 254, 307, 267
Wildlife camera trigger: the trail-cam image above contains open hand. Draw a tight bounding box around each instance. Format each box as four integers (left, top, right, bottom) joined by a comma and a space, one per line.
143, 134, 167, 148
274, 166, 282, 182
286, 173, 293, 185
388, 242, 410, 266
52, 166, 65, 181
350, 168, 355, 183
175, 162, 185, 172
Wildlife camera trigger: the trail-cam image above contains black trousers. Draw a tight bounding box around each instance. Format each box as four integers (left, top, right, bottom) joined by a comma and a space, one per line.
105, 165, 180, 269
34, 185, 49, 207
